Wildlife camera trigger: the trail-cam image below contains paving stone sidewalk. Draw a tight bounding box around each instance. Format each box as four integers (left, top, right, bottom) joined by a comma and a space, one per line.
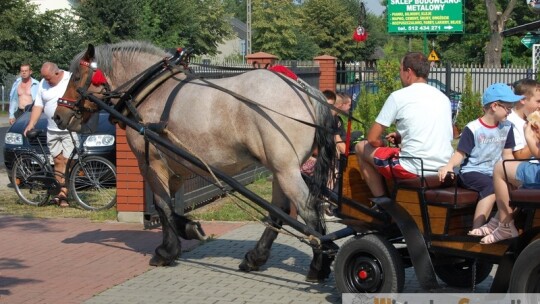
0, 216, 245, 304
85, 223, 494, 304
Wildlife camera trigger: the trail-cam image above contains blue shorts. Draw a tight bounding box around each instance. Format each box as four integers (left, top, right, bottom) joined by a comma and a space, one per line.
516, 162, 540, 189
459, 171, 494, 199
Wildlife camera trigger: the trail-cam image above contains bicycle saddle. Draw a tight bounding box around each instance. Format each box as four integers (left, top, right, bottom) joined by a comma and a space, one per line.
26, 129, 44, 140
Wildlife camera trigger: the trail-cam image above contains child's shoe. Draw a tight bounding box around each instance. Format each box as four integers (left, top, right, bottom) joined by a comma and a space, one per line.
480, 221, 518, 244
468, 217, 499, 236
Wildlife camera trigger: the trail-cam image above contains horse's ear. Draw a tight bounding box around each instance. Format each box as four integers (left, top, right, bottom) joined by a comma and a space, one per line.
83, 44, 95, 61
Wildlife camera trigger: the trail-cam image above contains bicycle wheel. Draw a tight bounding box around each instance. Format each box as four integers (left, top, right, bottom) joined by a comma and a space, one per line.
11, 153, 50, 206
69, 156, 117, 210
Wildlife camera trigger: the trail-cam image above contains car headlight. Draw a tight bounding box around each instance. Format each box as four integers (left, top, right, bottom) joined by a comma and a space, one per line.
84, 134, 115, 147
5, 132, 23, 145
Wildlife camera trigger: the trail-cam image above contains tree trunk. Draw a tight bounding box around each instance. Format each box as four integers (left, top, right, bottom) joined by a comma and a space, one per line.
484, 0, 518, 68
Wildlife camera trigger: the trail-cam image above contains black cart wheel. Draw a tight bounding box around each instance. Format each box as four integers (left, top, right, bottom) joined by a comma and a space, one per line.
334, 234, 404, 293
433, 255, 493, 288
509, 239, 540, 293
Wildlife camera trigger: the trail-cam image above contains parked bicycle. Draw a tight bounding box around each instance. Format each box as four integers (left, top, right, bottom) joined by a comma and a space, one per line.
11, 129, 117, 211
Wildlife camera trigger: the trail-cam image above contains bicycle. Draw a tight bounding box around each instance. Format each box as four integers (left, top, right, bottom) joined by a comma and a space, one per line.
11, 129, 117, 211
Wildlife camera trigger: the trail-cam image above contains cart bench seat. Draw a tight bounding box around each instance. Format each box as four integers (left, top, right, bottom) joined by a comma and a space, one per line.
424, 187, 479, 208
510, 189, 540, 207
395, 175, 478, 209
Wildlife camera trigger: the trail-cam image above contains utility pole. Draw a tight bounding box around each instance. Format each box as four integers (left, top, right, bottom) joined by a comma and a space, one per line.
247, 0, 252, 55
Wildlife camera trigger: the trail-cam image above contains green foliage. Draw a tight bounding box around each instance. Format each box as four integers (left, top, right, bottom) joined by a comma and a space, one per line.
251, 0, 300, 58
74, 0, 231, 54
301, 0, 357, 60
0, 0, 45, 82
223, 0, 247, 23
352, 59, 401, 133
75, 0, 142, 43
435, 0, 535, 65
456, 72, 483, 130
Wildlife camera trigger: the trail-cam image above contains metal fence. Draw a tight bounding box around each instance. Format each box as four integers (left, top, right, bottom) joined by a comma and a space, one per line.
336, 61, 537, 96
190, 59, 320, 88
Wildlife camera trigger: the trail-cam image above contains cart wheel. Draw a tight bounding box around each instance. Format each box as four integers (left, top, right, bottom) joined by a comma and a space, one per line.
509, 239, 540, 293
433, 256, 493, 288
334, 234, 404, 293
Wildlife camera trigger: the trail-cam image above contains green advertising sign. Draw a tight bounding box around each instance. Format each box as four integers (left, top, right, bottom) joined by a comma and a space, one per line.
388, 0, 464, 34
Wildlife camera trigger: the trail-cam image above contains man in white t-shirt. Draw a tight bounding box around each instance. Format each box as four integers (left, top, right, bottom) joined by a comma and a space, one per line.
24, 62, 76, 207
509, 79, 540, 159
354, 52, 454, 198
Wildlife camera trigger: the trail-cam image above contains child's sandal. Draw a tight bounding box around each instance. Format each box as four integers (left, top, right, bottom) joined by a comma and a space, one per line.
468, 217, 499, 236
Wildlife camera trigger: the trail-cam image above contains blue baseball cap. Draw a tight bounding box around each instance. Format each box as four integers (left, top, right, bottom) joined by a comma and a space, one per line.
482, 83, 524, 106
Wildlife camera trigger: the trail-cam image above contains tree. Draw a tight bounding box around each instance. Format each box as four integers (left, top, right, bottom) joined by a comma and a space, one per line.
74, 0, 231, 56
187, 0, 234, 56
0, 0, 43, 83
223, 0, 247, 23
251, 0, 300, 58
301, 0, 357, 60
74, 0, 142, 43
484, 0, 518, 67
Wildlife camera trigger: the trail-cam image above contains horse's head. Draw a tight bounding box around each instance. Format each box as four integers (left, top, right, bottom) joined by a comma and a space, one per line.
54, 44, 109, 132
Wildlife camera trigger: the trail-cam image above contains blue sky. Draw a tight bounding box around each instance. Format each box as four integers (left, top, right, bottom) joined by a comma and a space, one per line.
364, 0, 385, 16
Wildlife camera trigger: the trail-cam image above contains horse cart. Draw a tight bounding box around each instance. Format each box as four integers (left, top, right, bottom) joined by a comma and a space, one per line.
52, 42, 540, 295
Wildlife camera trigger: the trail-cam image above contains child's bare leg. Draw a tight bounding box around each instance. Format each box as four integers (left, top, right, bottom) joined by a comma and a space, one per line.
472, 194, 495, 229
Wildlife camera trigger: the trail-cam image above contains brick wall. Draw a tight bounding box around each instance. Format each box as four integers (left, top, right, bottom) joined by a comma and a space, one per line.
115, 126, 145, 214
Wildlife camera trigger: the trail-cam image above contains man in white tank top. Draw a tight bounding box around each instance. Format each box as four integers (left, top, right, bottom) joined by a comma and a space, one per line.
24, 62, 77, 208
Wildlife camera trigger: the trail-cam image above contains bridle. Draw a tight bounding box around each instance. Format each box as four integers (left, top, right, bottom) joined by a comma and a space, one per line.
57, 60, 110, 113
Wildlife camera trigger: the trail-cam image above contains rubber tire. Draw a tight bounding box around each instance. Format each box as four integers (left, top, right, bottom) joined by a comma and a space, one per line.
11, 153, 49, 206
433, 256, 493, 288
509, 238, 540, 293
334, 234, 404, 293
69, 156, 117, 211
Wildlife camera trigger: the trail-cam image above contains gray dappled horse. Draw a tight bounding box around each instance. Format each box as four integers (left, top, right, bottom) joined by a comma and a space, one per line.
53, 41, 336, 281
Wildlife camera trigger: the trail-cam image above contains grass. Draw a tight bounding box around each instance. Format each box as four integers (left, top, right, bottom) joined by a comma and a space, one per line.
0, 186, 118, 221
187, 176, 273, 221
0, 175, 274, 222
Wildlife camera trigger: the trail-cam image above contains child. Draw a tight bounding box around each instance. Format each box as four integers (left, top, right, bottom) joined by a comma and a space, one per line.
508, 79, 540, 159
481, 111, 540, 243
438, 83, 522, 236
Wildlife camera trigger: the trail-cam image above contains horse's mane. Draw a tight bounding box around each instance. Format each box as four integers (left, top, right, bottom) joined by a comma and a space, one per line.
69, 41, 170, 75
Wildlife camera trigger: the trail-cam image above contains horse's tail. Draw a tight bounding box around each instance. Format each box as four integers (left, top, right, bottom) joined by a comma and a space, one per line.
307, 89, 336, 203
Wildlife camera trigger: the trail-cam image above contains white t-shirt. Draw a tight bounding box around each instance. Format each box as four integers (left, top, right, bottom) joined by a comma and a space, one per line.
34, 71, 72, 132
376, 82, 454, 175
507, 110, 526, 151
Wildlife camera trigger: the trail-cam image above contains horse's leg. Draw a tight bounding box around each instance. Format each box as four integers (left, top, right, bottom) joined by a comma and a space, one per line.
144, 160, 206, 267
239, 177, 289, 272
169, 174, 207, 241
274, 170, 332, 282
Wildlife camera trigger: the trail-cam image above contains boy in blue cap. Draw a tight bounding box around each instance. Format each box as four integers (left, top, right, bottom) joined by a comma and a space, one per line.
438, 83, 522, 239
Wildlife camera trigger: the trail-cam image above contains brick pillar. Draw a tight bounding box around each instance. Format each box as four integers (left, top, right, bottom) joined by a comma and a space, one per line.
246, 52, 278, 68
115, 126, 145, 223
314, 55, 337, 92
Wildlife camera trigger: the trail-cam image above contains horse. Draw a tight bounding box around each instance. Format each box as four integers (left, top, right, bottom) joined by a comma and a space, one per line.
53, 41, 336, 282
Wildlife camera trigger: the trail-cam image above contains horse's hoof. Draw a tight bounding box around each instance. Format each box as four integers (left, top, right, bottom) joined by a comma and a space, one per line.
305, 269, 327, 283
149, 255, 174, 267
186, 221, 207, 241
238, 259, 259, 272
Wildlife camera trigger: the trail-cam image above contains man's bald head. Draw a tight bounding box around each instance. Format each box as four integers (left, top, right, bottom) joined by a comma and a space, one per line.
40, 62, 63, 87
